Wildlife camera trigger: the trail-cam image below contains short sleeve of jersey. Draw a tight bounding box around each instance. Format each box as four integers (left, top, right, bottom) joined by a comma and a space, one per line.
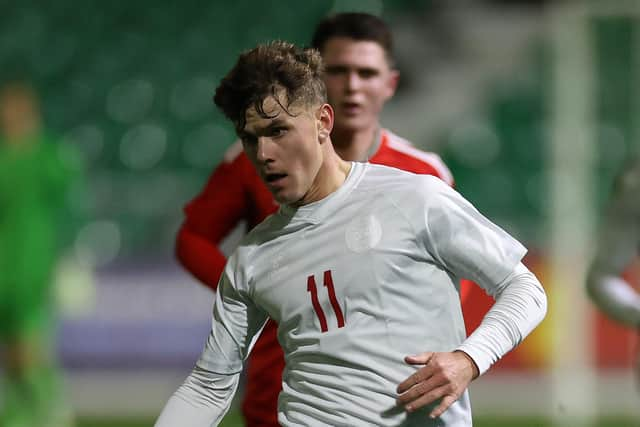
416, 176, 527, 293
196, 252, 269, 374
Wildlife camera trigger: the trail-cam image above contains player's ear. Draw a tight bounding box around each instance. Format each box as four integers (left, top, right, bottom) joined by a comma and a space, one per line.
384, 69, 400, 100
316, 103, 333, 143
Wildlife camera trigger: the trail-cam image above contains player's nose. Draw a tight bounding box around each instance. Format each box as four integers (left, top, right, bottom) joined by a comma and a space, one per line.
345, 72, 361, 92
256, 137, 275, 163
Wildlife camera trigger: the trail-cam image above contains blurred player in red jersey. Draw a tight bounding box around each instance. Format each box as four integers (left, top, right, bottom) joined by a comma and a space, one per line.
176, 13, 464, 426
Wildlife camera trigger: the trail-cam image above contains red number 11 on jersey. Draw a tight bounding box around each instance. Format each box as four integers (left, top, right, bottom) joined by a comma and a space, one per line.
307, 270, 345, 332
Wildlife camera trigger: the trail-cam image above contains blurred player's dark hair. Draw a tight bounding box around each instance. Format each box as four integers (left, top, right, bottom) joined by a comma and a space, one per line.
311, 12, 395, 66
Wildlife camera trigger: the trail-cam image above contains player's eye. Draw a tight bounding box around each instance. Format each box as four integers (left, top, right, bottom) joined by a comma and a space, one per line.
325, 66, 347, 76
240, 134, 257, 145
358, 69, 378, 79
270, 127, 287, 137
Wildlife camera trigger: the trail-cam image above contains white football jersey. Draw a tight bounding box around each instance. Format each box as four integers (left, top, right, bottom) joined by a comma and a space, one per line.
199, 162, 527, 426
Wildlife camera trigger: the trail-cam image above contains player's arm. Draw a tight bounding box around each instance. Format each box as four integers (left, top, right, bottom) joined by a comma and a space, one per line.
457, 262, 546, 367
154, 367, 239, 427
586, 174, 640, 327
586, 230, 640, 327
176, 149, 249, 291
587, 273, 640, 327
398, 263, 544, 416
397, 178, 547, 417
176, 224, 228, 291
155, 257, 269, 426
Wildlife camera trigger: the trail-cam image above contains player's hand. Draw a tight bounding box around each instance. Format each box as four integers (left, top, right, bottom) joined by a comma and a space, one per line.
396, 351, 479, 419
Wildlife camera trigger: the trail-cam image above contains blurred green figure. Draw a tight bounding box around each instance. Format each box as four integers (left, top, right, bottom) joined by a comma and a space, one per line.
0, 81, 81, 427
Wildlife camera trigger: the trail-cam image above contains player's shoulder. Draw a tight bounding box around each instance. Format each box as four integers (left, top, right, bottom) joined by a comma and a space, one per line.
227, 209, 295, 277
235, 211, 284, 250
227, 216, 273, 268
363, 162, 447, 198
377, 130, 454, 185
361, 163, 454, 227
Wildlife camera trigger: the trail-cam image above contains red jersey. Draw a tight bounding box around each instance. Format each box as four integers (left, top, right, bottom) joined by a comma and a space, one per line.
176, 129, 460, 426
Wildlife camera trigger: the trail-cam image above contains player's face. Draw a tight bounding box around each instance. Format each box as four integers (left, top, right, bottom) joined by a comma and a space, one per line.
0, 92, 39, 142
321, 37, 398, 134
240, 96, 332, 206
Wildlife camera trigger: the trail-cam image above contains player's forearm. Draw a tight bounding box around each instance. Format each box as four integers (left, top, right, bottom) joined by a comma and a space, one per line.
176, 225, 227, 291
154, 366, 239, 427
586, 271, 640, 327
456, 263, 547, 375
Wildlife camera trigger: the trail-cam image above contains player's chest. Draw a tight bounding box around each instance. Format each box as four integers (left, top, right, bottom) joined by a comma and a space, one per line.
248, 208, 422, 327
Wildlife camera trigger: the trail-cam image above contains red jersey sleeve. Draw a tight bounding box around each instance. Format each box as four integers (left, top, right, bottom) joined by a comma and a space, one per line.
176, 225, 227, 291
176, 143, 257, 291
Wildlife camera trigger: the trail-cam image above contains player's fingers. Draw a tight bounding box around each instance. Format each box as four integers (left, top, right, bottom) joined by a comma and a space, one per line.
396, 363, 436, 394
429, 394, 458, 418
402, 384, 450, 413
396, 374, 447, 406
404, 351, 434, 365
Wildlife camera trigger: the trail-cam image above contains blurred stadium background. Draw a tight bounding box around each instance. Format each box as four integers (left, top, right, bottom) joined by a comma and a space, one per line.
1, 0, 639, 426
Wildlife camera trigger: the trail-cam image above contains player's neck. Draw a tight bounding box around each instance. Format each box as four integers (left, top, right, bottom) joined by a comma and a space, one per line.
331, 125, 380, 162
294, 146, 352, 207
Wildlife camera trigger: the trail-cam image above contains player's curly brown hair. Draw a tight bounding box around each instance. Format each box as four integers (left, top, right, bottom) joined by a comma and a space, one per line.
214, 40, 327, 133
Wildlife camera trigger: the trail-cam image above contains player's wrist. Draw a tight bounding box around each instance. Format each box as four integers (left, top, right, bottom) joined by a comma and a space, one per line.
454, 350, 480, 380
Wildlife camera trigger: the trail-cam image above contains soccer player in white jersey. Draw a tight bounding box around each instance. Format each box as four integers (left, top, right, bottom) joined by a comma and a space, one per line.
587, 159, 640, 326
586, 159, 640, 382
155, 41, 547, 426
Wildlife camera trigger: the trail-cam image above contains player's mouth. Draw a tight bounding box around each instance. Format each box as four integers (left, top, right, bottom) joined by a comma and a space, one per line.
341, 102, 362, 115
265, 172, 288, 187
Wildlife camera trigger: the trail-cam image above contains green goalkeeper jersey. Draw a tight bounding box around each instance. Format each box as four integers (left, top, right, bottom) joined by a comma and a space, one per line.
0, 133, 82, 336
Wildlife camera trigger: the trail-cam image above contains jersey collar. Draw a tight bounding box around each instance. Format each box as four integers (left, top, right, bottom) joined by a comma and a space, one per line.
278, 162, 367, 224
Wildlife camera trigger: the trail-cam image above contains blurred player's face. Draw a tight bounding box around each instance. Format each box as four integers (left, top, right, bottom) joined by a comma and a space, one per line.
241, 95, 334, 206
321, 37, 398, 135
0, 90, 40, 142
